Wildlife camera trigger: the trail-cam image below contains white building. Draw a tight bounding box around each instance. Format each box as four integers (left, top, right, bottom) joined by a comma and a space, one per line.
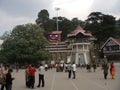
67, 25, 93, 65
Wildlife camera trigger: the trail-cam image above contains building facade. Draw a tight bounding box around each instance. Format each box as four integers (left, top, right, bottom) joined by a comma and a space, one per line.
46, 25, 94, 65
101, 37, 120, 62
67, 25, 93, 65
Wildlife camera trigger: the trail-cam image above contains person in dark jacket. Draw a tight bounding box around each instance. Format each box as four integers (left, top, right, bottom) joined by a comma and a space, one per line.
6, 69, 15, 90
67, 63, 72, 79
103, 61, 109, 79
92, 63, 97, 72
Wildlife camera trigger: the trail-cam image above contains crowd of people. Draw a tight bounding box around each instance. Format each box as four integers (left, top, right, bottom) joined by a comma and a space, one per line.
0, 61, 116, 90
0, 64, 15, 90
56, 62, 77, 79
53, 61, 116, 80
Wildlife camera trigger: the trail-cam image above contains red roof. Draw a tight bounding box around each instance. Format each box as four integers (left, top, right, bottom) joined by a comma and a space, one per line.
113, 38, 120, 44
67, 25, 92, 37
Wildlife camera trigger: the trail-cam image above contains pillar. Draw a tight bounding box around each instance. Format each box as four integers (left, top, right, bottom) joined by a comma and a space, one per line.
75, 45, 79, 64
84, 52, 88, 64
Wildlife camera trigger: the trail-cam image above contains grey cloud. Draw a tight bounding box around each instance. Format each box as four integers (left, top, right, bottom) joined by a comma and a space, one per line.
90, 0, 120, 17
112, 0, 120, 14
0, 0, 53, 18
0, 0, 54, 36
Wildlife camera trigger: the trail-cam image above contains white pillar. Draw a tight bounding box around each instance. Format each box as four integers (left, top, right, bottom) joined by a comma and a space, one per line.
83, 44, 84, 51
75, 45, 79, 64
84, 52, 88, 64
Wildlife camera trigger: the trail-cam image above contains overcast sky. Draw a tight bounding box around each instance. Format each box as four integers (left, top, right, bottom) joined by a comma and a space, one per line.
0, 0, 120, 36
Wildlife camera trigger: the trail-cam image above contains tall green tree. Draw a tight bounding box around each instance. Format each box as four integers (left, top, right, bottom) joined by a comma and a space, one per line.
36, 9, 49, 28
1, 23, 51, 63
36, 9, 55, 38
71, 18, 85, 28
116, 19, 120, 38
85, 12, 116, 47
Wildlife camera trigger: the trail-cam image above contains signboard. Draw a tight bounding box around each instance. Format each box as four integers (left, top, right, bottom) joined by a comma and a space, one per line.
48, 31, 62, 43
48, 34, 61, 42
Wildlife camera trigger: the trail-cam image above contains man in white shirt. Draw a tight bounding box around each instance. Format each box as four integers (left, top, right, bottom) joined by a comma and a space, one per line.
72, 62, 76, 79
37, 64, 45, 87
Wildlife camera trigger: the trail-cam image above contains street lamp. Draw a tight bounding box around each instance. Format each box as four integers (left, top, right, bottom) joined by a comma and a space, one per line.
55, 7, 60, 31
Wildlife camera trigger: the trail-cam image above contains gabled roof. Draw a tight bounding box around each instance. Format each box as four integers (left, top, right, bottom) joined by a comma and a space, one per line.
67, 25, 92, 37
101, 37, 120, 49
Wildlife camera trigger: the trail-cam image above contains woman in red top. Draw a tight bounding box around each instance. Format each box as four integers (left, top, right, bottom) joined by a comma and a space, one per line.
110, 62, 115, 79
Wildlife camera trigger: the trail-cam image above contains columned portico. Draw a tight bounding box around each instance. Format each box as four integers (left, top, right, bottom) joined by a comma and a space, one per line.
67, 25, 93, 65
46, 25, 93, 65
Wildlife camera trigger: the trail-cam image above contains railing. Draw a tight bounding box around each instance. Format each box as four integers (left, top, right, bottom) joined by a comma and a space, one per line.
69, 38, 90, 44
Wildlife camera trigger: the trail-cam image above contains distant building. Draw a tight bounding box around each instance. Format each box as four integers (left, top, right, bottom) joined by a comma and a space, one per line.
101, 37, 120, 62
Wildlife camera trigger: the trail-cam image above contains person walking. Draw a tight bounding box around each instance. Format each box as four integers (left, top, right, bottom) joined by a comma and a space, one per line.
6, 69, 15, 90
25, 65, 31, 88
103, 61, 109, 79
37, 64, 45, 87
29, 64, 36, 89
1, 65, 8, 90
92, 63, 97, 72
67, 63, 72, 79
72, 62, 76, 79
110, 62, 115, 79
86, 64, 91, 72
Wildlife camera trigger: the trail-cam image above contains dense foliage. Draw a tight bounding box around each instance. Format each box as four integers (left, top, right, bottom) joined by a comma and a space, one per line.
36, 10, 119, 44
84, 12, 116, 48
0, 24, 51, 63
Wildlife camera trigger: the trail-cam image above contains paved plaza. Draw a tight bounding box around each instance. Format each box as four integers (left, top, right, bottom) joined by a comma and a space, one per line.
5, 63, 120, 90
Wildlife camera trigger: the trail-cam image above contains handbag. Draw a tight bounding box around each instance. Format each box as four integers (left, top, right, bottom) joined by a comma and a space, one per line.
0, 77, 6, 85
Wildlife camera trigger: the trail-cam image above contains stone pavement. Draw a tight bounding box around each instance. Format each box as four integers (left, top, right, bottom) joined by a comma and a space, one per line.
7, 63, 120, 90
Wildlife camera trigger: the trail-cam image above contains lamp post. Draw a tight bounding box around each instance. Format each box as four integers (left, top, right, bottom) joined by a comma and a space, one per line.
55, 7, 60, 62
55, 7, 60, 31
